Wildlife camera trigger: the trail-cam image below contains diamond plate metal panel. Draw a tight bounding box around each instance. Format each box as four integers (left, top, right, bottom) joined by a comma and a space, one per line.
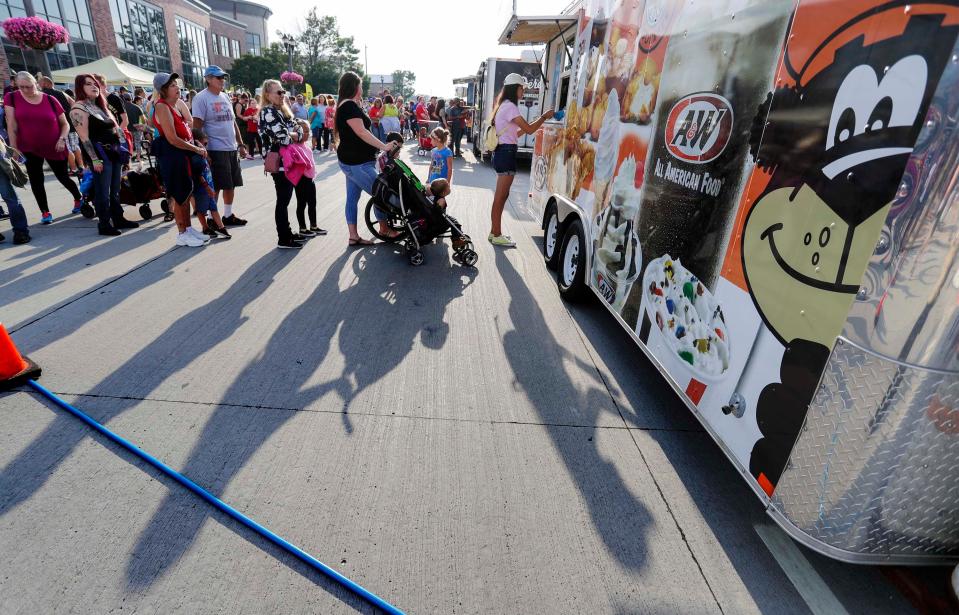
771, 337, 959, 564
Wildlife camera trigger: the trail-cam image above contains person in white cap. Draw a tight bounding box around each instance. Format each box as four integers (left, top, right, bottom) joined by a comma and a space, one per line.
488, 73, 553, 247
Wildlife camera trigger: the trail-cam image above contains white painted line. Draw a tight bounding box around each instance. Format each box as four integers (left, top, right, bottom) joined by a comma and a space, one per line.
754, 522, 851, 615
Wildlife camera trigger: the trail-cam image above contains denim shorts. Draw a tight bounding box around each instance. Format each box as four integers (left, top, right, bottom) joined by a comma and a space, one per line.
492, 144, 517, 176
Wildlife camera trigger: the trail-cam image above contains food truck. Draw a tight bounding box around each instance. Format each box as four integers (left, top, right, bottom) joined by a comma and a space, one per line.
469, 53, 545, 158
503, 0, 959, 564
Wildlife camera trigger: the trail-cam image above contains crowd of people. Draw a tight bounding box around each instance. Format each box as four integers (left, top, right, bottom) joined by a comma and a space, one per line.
0, 64, 548, 252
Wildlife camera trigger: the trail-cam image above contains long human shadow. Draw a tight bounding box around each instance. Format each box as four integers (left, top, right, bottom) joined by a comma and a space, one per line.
493, 249, 652, 571
0, 222, 171, 319
0, 251, 295, 517
13, 388, 375, 614
125, 245, 473, 589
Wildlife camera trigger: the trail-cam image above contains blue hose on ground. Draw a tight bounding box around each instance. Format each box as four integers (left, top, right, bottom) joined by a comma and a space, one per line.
26, 379, 406, 615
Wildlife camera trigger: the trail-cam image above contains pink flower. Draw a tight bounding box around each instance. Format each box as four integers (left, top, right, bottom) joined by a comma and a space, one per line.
281, 71, 304, 84
2, 17, 69, 51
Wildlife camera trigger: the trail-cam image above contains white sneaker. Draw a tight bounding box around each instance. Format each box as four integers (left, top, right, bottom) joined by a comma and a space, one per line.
186, 226, 206, 240
176, 231, 208, 247
488, 233, 516, 247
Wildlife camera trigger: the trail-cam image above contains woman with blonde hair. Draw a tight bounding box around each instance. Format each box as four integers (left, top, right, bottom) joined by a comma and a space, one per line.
4, 70, 83, 223
258, 78, 325, 248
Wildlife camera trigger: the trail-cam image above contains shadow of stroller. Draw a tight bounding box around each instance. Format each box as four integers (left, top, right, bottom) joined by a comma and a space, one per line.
301, 243, 476, 432
125, 245, 474, 590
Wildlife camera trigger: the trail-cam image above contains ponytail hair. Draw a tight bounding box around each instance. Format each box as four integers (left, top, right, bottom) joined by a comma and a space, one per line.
333, 71, 362, 149
430, 126, 449, 144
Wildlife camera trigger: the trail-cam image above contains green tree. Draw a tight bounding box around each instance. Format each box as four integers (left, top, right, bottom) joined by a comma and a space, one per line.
229, 43, 289, 91
296, 10, 364, 94
391, 70, 416, 99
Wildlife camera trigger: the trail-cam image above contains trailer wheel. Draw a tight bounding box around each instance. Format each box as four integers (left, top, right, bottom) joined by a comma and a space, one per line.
557, 219, 589, 302
543, 206, 561, 271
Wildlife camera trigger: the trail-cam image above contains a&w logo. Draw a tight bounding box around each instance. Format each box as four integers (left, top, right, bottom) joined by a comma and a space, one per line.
664, 93, 733, 164
596, 273, 615, 304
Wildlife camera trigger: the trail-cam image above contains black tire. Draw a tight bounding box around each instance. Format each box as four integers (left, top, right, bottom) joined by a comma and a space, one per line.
364, 198, 408, 242
557, 218, 589, 302
80, 203, 95, 219
460, 249, 478, 267
542, 205, 561, 271
160, 199, 170, 213
139, 204, 152, 220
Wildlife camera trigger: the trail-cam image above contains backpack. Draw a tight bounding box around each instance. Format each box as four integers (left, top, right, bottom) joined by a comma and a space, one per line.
484, 119, 509, 152
0, 136, 28, 187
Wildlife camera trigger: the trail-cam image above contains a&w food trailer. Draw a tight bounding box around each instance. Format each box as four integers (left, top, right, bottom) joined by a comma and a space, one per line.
504, 0, 959, 564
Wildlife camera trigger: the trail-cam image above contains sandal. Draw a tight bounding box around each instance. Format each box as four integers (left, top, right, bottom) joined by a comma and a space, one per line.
348, 237, 375, 246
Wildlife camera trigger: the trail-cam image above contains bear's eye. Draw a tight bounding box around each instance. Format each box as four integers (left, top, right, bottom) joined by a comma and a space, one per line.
834, 108, 856, 145
867, 97, 893, 133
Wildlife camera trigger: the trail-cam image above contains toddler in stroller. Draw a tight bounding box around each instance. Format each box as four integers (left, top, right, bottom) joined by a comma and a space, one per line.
366, 150, 477, 266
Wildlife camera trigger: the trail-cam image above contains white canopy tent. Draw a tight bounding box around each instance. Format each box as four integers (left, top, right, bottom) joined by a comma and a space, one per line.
50, 55, 155, 88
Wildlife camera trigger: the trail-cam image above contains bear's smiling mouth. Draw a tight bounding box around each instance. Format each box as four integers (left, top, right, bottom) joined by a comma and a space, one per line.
759, 223, 860, 294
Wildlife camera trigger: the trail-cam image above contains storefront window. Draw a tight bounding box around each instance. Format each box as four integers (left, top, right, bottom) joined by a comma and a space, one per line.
245, 32, 261, 56
175, 17, 209, 89
109, 0, 171, 73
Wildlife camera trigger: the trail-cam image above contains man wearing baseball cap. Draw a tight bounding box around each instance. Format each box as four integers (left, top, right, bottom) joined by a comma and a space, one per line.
192, 65, 249, 226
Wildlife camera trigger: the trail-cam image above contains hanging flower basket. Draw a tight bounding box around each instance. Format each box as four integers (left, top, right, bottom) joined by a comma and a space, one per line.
2, 17, 69, 51
281, 71, 304, 84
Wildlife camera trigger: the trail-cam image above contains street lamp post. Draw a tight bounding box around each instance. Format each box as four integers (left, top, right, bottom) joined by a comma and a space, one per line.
281, 34, 296, 95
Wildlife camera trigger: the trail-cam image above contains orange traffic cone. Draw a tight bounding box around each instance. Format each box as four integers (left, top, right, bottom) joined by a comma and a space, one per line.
0, 323, 40, 391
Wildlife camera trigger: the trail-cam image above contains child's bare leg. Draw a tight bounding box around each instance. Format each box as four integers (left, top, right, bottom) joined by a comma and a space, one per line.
209, 210, 224, 228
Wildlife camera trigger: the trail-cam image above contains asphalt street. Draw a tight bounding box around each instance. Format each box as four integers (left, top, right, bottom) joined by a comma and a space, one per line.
0, 144, 937, 614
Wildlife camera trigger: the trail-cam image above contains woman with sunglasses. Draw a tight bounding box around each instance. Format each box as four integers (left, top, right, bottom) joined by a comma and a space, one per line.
151, 72, 209, 247
3, 71, 83, 224
259, 79, 319, 249
69, 73, 139, 236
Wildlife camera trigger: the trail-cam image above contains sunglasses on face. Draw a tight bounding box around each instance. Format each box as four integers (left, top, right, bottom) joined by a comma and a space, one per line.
211, 75, 226, 80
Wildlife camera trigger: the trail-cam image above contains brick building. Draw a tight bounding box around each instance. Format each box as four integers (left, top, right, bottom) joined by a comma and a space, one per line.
0, 0, 271, 89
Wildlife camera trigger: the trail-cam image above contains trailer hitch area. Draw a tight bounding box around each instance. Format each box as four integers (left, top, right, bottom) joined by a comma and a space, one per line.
722, 392, 747, 418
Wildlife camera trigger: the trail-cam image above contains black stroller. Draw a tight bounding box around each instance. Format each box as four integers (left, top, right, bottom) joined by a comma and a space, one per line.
364, 152, 478, 267
79, 163, 168, 221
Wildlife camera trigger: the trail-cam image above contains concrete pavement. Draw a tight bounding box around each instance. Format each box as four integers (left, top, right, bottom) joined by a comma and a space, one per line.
0, 145, 925, 613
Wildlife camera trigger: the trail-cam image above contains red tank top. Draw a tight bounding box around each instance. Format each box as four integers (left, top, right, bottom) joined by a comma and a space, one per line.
153, 99, 192, 141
